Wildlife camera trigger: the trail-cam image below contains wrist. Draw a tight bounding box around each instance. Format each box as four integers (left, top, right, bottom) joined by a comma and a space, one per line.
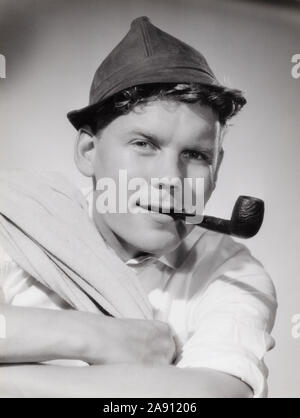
67, 311, 112, 364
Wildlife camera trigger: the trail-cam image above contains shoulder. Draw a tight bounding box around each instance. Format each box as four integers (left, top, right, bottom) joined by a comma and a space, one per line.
176, 230, 277, 398
188, 228, 277, 305
0, 169, 88, 211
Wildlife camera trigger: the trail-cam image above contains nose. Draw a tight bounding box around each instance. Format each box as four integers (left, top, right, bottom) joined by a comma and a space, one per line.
152, 153, 184, 189
152, 168, 183, 196
150, 156, 184, 206
149, 176, 182, 210
153, 176, 181, 191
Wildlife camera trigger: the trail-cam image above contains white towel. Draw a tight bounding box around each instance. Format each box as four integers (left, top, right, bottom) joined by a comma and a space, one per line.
0, 170, 153, 319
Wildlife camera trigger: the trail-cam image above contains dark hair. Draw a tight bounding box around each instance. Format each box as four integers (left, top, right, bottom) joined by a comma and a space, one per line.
88, 82, 246, 136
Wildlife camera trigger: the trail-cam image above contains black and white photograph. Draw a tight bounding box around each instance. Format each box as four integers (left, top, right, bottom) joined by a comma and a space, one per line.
0, 0, 299, 399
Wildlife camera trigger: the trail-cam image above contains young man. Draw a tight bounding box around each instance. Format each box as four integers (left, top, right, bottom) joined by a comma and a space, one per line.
0, 17, 277, 398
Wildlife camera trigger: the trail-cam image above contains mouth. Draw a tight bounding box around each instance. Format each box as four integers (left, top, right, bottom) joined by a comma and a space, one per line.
136, 202, 192, 220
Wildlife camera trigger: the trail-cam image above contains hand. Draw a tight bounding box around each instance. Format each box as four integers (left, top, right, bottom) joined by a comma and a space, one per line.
82, 316, 177, 366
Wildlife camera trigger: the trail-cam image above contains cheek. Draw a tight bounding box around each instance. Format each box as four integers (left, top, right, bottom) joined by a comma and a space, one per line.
94, 144, 144, 181
187, 165, 214, 205
93, 152, 149, 215
204, 170, 214, 203
94, 146, 118, 179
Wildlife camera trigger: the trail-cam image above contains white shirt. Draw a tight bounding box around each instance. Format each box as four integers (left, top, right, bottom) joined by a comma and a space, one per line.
0, 190, 277, 397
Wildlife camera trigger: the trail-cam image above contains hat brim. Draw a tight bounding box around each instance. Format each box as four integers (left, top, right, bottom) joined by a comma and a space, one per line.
67, 66, 219, 130
67, 103, 102, 131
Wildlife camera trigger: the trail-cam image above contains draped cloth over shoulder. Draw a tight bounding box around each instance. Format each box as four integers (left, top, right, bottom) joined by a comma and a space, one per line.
0, 170, 153, 319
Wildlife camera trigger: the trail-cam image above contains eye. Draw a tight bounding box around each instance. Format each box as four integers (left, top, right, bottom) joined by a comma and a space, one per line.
131, 140, 157, 151
182, 150, 211, 163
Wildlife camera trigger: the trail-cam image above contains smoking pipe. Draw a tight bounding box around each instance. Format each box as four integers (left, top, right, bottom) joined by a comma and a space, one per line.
156, 196, 265, 239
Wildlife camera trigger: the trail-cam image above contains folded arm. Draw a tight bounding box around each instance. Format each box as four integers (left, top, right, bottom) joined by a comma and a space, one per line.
0, 304, 175, 365
0, 305, 252, 398
0, 304, 90, 364
0, 363, 252, 398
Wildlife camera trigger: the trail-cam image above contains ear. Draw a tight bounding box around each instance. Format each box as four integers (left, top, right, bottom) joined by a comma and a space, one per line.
74, 127, 97, 177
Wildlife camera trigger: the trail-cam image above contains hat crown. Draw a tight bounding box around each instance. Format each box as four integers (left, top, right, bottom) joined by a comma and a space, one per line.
68, 16, 220, 130
130, 16, 150, 28
89, 16, 216, 101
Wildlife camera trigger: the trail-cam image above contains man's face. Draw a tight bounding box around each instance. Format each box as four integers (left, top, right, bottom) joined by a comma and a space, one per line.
84, 100, 221, 259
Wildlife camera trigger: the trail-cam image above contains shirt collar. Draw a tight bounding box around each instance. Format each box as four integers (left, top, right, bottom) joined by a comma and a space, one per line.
125, 226, 206, 270
157, 226, 206, 269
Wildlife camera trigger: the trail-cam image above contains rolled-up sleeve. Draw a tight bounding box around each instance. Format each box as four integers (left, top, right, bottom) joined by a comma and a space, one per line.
0, 245, 17, 304
0, 245, 29, 304
175, 236, 277, 398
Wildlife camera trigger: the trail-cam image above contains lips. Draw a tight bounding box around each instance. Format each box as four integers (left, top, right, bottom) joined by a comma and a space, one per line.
137, 200, 199, 223
136, 202, 191, 225
137, 201, 174, 214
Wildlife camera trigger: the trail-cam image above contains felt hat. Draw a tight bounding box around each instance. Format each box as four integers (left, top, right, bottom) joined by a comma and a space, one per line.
67, 16, 220, 130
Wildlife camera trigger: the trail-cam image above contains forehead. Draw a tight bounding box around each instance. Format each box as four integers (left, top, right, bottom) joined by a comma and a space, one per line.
101, 100, 219, 145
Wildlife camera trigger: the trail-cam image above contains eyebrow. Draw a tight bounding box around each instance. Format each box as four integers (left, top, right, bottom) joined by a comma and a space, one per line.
130, 129, 161, 145
130, 129, 215, 153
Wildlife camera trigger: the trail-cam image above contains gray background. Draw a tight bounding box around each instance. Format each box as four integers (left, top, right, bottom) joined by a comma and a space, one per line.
0, 0, 299, 397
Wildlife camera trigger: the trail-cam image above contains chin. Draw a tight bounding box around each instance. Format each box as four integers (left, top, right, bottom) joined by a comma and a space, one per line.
128, 227, 183, 255
104, 214, 189, 257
